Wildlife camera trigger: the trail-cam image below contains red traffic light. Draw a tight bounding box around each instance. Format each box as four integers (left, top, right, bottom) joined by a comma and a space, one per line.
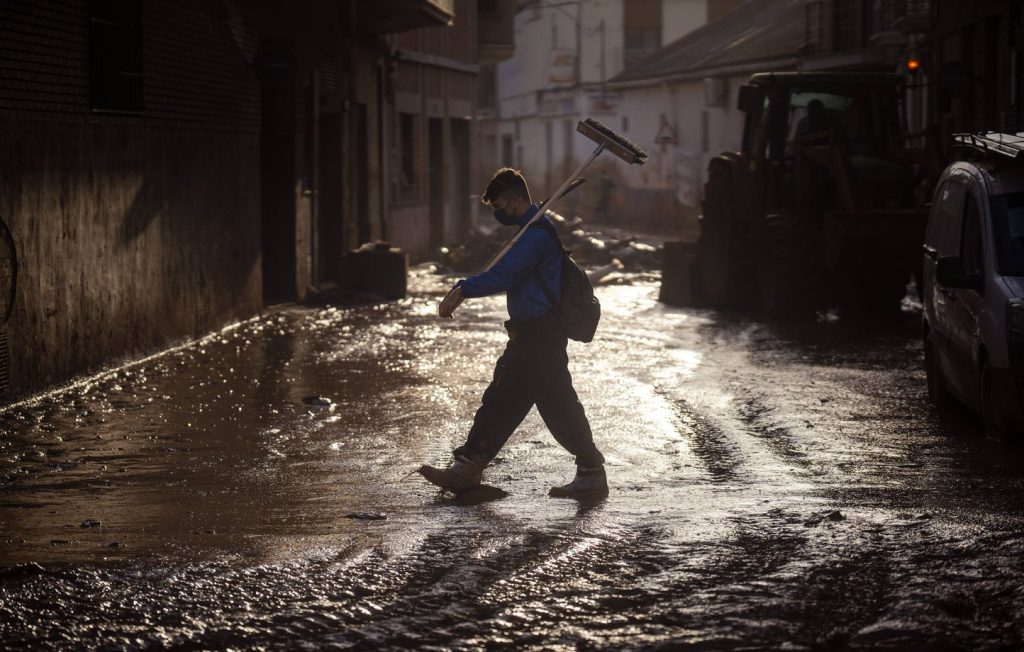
906, 58, 921, 72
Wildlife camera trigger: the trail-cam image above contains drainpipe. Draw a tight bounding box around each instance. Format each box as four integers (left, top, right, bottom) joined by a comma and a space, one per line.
310, 67, 320, 285
575, 1, 581, 89
575, 1, 581, 168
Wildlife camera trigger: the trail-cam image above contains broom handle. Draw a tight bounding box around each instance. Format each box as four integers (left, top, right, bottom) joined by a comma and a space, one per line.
481, 141, 605, 273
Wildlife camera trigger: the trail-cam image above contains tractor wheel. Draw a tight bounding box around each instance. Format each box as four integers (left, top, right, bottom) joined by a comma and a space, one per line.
697, 162, 744, 308
757, 212, 822, 319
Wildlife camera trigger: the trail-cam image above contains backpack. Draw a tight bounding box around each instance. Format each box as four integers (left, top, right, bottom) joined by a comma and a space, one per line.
529, 221, 601, 343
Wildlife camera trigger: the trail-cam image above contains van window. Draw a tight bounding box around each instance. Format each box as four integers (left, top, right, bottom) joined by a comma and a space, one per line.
927, 180, 966, 255
991, 191, 1024, 276
961, 193, 983, 277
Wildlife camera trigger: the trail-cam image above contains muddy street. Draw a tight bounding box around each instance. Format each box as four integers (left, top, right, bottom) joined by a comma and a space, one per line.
2, 268, 1024, 650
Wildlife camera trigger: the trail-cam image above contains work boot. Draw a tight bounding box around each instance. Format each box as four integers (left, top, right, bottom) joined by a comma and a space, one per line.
418, 455, 486, 492
548, 465, 608, 499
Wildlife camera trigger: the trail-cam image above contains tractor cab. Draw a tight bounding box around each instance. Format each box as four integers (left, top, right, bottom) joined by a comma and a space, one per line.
738, 73, 912, 216
696, 72, 933, 317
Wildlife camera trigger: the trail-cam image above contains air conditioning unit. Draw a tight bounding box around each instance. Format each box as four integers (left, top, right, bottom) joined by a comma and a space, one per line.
703, 77, 727, 107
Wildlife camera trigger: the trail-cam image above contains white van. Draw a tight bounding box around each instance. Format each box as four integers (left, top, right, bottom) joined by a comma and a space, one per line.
922, 133, 1024, 437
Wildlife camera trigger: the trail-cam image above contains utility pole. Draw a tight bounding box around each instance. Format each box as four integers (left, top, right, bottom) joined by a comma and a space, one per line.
575, 2, 581, 88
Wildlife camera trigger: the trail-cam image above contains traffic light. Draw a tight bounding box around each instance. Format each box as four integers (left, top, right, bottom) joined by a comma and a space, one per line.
905, 48, 922, 77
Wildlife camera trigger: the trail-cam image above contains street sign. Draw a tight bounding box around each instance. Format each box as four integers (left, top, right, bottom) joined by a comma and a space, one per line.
587, 92, 621, 113
548, 49, 575, 84
654, 114, 678, 145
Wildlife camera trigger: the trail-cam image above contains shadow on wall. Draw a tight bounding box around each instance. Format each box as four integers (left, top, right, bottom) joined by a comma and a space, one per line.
120, 3, 259, 250
119, 169, 168, 246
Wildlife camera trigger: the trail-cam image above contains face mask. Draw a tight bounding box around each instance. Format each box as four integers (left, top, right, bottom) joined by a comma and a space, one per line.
492, 203, 519, 226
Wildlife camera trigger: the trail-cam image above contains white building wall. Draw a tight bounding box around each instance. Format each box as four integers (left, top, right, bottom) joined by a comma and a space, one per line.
578, 0, 623, 85
496, 0, 716, 223
613, 72, 749, 228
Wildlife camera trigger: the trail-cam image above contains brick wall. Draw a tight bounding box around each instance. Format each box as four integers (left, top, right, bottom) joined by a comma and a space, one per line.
0, 0, 269, 399
144, 1, 262, 131
0, 1, 90, 113
449, 0, 476, 63
384, 0, 479, 257
449, 72, 473, 101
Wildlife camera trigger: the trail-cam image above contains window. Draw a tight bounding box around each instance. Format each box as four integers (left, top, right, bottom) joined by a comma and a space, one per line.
623, 0, 662, 68
991, 191, 1024, 276
479, 64, 496, 110
399, 113, 417, 187
89, 0, 143, 112
931, 180, 966, 256
961, 192, 983, 277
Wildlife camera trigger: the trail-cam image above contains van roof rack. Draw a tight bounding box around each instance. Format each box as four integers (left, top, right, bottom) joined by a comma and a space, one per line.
952, 132, 1024, 160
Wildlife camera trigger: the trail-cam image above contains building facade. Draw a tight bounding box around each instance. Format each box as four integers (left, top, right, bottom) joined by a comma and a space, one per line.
387, 0, 483, 256
490, 0, 732, 220
0, 0, 464, 402
932, 0, 1023, 136
605, 0, 932, 232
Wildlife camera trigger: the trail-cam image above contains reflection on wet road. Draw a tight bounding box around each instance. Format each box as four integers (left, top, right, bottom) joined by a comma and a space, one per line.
3, 269, 1024, 649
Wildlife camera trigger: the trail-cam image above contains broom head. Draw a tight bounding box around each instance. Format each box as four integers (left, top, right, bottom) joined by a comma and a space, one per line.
578, 118, 648, 166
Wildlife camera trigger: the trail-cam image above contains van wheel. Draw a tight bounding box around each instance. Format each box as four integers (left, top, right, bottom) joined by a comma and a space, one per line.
981, 360, 1011, 439
924, 331, 949, 410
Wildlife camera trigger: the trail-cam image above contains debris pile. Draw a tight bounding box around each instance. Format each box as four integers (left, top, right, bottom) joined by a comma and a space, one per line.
435, 211, 662, 283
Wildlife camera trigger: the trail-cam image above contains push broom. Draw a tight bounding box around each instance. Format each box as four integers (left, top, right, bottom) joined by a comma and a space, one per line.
443, 118, 648, 313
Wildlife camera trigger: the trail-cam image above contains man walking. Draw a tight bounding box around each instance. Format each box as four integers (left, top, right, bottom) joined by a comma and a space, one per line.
420, 168, 607, 499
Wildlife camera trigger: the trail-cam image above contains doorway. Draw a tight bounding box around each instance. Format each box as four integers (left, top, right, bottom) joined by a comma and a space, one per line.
261, 81, 297, 304
353, 102, 370, 245
317, 109, 343, 284
450, 118, 470, 238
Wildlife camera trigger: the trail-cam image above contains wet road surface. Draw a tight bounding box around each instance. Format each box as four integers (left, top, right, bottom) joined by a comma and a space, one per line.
3, 268, 1024, 650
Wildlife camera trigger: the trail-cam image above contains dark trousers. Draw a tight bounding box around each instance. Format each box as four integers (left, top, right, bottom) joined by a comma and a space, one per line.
454, 313, 605, 468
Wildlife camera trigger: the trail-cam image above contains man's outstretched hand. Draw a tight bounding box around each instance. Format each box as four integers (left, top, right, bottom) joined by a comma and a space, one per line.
439, 285, 465, 319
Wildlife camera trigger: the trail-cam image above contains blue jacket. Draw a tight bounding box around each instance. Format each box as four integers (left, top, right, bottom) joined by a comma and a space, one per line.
459, 205, 562, 320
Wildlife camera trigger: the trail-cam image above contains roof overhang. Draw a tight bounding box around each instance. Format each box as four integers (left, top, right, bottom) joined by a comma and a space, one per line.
747, 71, 901, 85
357, 0, 454, 33
606, 57, 800, 90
